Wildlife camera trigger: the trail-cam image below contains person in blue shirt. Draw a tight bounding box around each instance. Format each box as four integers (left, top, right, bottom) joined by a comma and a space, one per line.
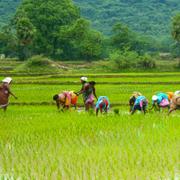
129, 95, 148, 115
151, 92, 170, 111
95, 96, 110, 116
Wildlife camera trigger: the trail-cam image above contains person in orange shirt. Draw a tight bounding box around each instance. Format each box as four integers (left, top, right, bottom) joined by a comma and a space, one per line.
53, 91, 78, 110
166, 92, 174, 102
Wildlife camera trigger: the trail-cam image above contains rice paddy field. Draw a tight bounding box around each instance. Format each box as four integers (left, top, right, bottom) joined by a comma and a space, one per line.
0, 67, 180, 179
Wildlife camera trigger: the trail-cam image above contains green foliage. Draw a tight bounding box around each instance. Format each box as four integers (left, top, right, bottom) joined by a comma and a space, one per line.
110, 22, 161, 54
177, 59, 180, 69
111, 23, 132, 50
14, 55, 60, 72
58, 18, 103, 60
0, 0, 21, 29
14, 16, 36, 60
1, 0, 180, 38
74, 0, 180, 37
138, 54, 156, 69
113, 108, 119, 115
13, 0, 80, 59
170, 42, 180, 58
6, 0, 103, 60
0, 0, 179, 61
78, 30, 103, 60
0, 27, 18, 57
172, 13, 180, 42
110, 50, 138, 69
110, 50, 156, 70
15, 17, 36, 46
171, 13, 180, 57
26, 55, 52, 67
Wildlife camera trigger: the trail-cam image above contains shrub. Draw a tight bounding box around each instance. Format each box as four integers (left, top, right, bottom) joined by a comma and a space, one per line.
177, 59, 180, 68
138, 54, 156, 69
14, 55, 60, 72
109, 50, 139, 69
26, 55, 52, 67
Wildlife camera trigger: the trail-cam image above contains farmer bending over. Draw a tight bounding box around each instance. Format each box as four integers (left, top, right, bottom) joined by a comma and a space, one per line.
53, 91, 78, 110
95, 96, 110, 116
168, 95, 180, 115
151, 92, 170, 111
174, 90, 180, 96
129, 95, 148, 115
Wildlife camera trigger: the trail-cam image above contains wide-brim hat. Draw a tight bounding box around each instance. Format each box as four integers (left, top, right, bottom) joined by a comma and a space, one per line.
80, 77, 88, 82
174, 90, 180, 96
132, 91, 142, 97
2, 77, 12, 84
152, 95, 158, 101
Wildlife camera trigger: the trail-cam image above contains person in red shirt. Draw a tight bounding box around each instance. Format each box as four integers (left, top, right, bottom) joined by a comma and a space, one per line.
0, 77, 17, 111
95, 96, 110, 116
76, 77, 98, 111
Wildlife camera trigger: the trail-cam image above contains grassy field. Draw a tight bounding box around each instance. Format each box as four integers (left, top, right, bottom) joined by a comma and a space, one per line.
0, 59, 179, 73
6, 83, 180, 105
4, 72, 180, 105
0, 60, 179, 179
0, 106, 179, 179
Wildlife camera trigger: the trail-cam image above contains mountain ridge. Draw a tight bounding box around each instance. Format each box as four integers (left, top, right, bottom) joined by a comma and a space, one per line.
0, 0, 179, 37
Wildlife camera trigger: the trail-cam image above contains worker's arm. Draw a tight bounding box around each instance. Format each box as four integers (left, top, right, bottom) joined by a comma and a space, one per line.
96, 108, 99, 116
93, 88, 98, 100
149, 104, 155, 110
76, 84, 88, 95
56, 101, 60, 109
9, 90, 17, 99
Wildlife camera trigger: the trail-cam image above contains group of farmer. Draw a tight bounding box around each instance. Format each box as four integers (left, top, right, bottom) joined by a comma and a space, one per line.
53, 77, 110, 115
53, 76, 180, 115
129, 91, 180, 115
0, 76, 180, 115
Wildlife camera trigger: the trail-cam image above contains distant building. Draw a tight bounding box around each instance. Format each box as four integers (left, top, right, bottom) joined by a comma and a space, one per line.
159, 53, 171, 60
0, 54, 5, 60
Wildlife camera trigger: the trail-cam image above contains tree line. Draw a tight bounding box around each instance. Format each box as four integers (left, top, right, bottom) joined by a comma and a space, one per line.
0, 0, 179, 61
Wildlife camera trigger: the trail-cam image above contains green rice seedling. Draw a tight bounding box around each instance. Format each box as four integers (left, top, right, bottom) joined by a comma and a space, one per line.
113, 108, 119, 115
0, 106, 179, 179
8, 83, 180, 104
0, 70, 179, 179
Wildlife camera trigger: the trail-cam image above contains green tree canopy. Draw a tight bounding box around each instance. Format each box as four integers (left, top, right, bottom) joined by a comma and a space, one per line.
13, 0, 80, 58
172, 13, 180, 42
0, 26, 17, 57
110, 22, 158, 54
171, 13, 180, 57
111, 23, 132, 50
11, 0, 103, 60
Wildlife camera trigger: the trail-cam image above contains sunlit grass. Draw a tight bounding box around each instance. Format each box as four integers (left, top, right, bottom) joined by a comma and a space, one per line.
0, 106, 179, 179
0, 69, 179, 179
9, 84, 180, 105
2, 72, 180, 83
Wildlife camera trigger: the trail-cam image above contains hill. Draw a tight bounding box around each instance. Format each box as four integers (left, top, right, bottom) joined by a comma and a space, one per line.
0, 0, 21, 28
74, 0, 180, 36
0, 0, 180, 37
